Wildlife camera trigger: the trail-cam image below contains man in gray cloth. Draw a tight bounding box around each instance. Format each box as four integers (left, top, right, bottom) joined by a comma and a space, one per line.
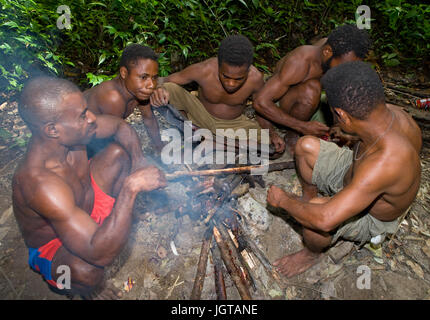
267, 61, 422, 277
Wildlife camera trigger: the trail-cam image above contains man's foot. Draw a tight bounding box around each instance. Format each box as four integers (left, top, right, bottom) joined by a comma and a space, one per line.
273, 248, 321, 277
82, 281, 123, 300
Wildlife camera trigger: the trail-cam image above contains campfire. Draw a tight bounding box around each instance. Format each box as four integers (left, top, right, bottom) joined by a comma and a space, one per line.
150, 161, 294, 300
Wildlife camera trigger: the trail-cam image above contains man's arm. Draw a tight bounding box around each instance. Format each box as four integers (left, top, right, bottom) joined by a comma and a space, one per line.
254, 57, 328, 135
25, 167, 166, 267
93, 114, 147, 170
268, 156, 399, 232
88, 90, 125, 118
251, 75, 286, 153
151, 62, 207, 106
137, 104, 164, 153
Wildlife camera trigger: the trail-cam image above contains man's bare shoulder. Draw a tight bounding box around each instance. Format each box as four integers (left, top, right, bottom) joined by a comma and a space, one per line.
194, 58, 217, 77
86, 80, 126, 114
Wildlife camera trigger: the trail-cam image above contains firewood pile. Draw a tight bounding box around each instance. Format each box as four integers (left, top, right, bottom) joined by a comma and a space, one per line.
162, 163, 292, 300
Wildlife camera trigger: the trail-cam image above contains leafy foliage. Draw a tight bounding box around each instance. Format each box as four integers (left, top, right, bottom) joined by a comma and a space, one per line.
1, 0, 429, 95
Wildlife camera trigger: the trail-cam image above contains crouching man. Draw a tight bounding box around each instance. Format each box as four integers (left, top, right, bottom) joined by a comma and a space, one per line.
267, 62, 422, 277
12, 77, 166, 298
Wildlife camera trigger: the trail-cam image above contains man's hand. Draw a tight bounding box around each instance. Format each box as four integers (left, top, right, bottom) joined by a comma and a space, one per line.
300, 121, 329, 136
329, 125, 360, 147
125, 165, 167, 193
267, 185, 289, 208
270, 131, 286, 154
150, 87, 169, 107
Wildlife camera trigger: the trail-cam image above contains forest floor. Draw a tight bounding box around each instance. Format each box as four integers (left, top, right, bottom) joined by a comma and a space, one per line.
0, 67, 429, 300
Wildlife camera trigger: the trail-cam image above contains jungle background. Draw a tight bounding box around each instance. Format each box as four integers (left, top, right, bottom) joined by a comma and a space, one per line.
1, 0, 430, 301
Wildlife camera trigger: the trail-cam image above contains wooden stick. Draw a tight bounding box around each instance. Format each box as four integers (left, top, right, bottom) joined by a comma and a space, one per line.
211, 240, 227, 300
190, 229, 213, 300
217, 223, 255, 291
213, 226, 252, 300
166, 161, 295, 180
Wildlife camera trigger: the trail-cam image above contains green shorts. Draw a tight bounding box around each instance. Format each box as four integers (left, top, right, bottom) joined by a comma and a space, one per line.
312, 139, 400, 246
163, 82, 264, 142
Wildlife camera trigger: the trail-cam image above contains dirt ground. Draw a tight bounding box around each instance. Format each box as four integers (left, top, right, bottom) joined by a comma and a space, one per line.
0, 69, 429, 300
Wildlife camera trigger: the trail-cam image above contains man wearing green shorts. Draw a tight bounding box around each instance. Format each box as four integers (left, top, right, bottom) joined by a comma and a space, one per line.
267, 62, 422, 277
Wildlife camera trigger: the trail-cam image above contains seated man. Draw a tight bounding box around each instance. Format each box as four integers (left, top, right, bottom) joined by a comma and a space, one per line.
84, 44, 164, 155
254, 24, 371, 155
151, 34, 285, 156
13, 77, 166, 298
266, 61, 422, 277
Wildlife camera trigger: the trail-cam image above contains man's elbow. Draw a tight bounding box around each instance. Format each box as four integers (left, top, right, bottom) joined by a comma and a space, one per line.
253, 96, 270, 114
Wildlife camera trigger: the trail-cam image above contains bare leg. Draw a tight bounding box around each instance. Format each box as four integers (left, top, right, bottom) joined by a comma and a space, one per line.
51, 246, 122, 299
294, 136, 321, 201
90, 142, 131, 197
47, 143, 132, 298
279, 79, 321, 156
274, 197, 332, 277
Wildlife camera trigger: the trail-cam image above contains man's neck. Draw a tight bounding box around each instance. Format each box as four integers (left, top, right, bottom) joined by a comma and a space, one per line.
115, 77, 136, 104
354, 105, 394, 147
28, 135, 72, 168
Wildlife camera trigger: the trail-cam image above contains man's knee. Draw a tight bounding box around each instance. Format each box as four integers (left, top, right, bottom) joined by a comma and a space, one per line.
295, 135, 320, 158
105, 143, 130, 166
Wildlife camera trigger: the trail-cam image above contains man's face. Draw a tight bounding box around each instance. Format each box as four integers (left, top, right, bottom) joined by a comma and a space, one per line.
55, 92, 97, 146
321, 45, 361, 73
218, 62, 249, 94
122, 58, 159, 101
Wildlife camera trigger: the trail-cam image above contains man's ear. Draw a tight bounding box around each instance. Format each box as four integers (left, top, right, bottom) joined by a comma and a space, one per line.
334, 108, 351, 125
322, 44, 333, 59
119, 66, 128, 79
43, 122, 59, 139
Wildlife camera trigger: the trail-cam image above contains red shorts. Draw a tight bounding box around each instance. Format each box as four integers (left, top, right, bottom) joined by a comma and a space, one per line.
28, 174, 115, 288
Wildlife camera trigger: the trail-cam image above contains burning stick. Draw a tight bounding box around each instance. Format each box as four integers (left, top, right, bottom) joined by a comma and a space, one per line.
211, 240, 227, 300
165, 161, 295, 180
236, 229, 284, 287
190, 229, 213, 300
213, 226, 252, 300
217, 223, 256, 292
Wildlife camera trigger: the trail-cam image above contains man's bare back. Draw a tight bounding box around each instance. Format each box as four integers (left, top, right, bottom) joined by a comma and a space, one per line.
266, 61, 421, 277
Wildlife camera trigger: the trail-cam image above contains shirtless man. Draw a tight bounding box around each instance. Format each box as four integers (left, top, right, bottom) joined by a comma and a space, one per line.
151, 34, 285, 156
84, 44, 164, 155
254, 24, 371, 155
266, 61, 422, 277
13, 77, 166, 298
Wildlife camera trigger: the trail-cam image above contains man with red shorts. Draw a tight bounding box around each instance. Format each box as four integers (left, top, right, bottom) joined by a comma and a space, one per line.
12, 76, 166, 298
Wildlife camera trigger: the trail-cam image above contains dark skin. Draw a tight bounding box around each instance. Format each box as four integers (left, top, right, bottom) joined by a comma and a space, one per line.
254, 39, 362, 154
84, 58, 164, 153
12, 91, 167, 298
267, 103, 422, 277
151, 57, 286, 154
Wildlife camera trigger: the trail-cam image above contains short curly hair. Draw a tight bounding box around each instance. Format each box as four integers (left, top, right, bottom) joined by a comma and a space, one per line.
119, 44, 158, 70
19, 76, 80, 132
218, 35, 254, 67
327, 24, 371, 59
321, 61, 385, 120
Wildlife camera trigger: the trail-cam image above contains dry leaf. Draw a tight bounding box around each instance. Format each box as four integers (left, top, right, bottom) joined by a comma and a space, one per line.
406, 260, 424, 279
